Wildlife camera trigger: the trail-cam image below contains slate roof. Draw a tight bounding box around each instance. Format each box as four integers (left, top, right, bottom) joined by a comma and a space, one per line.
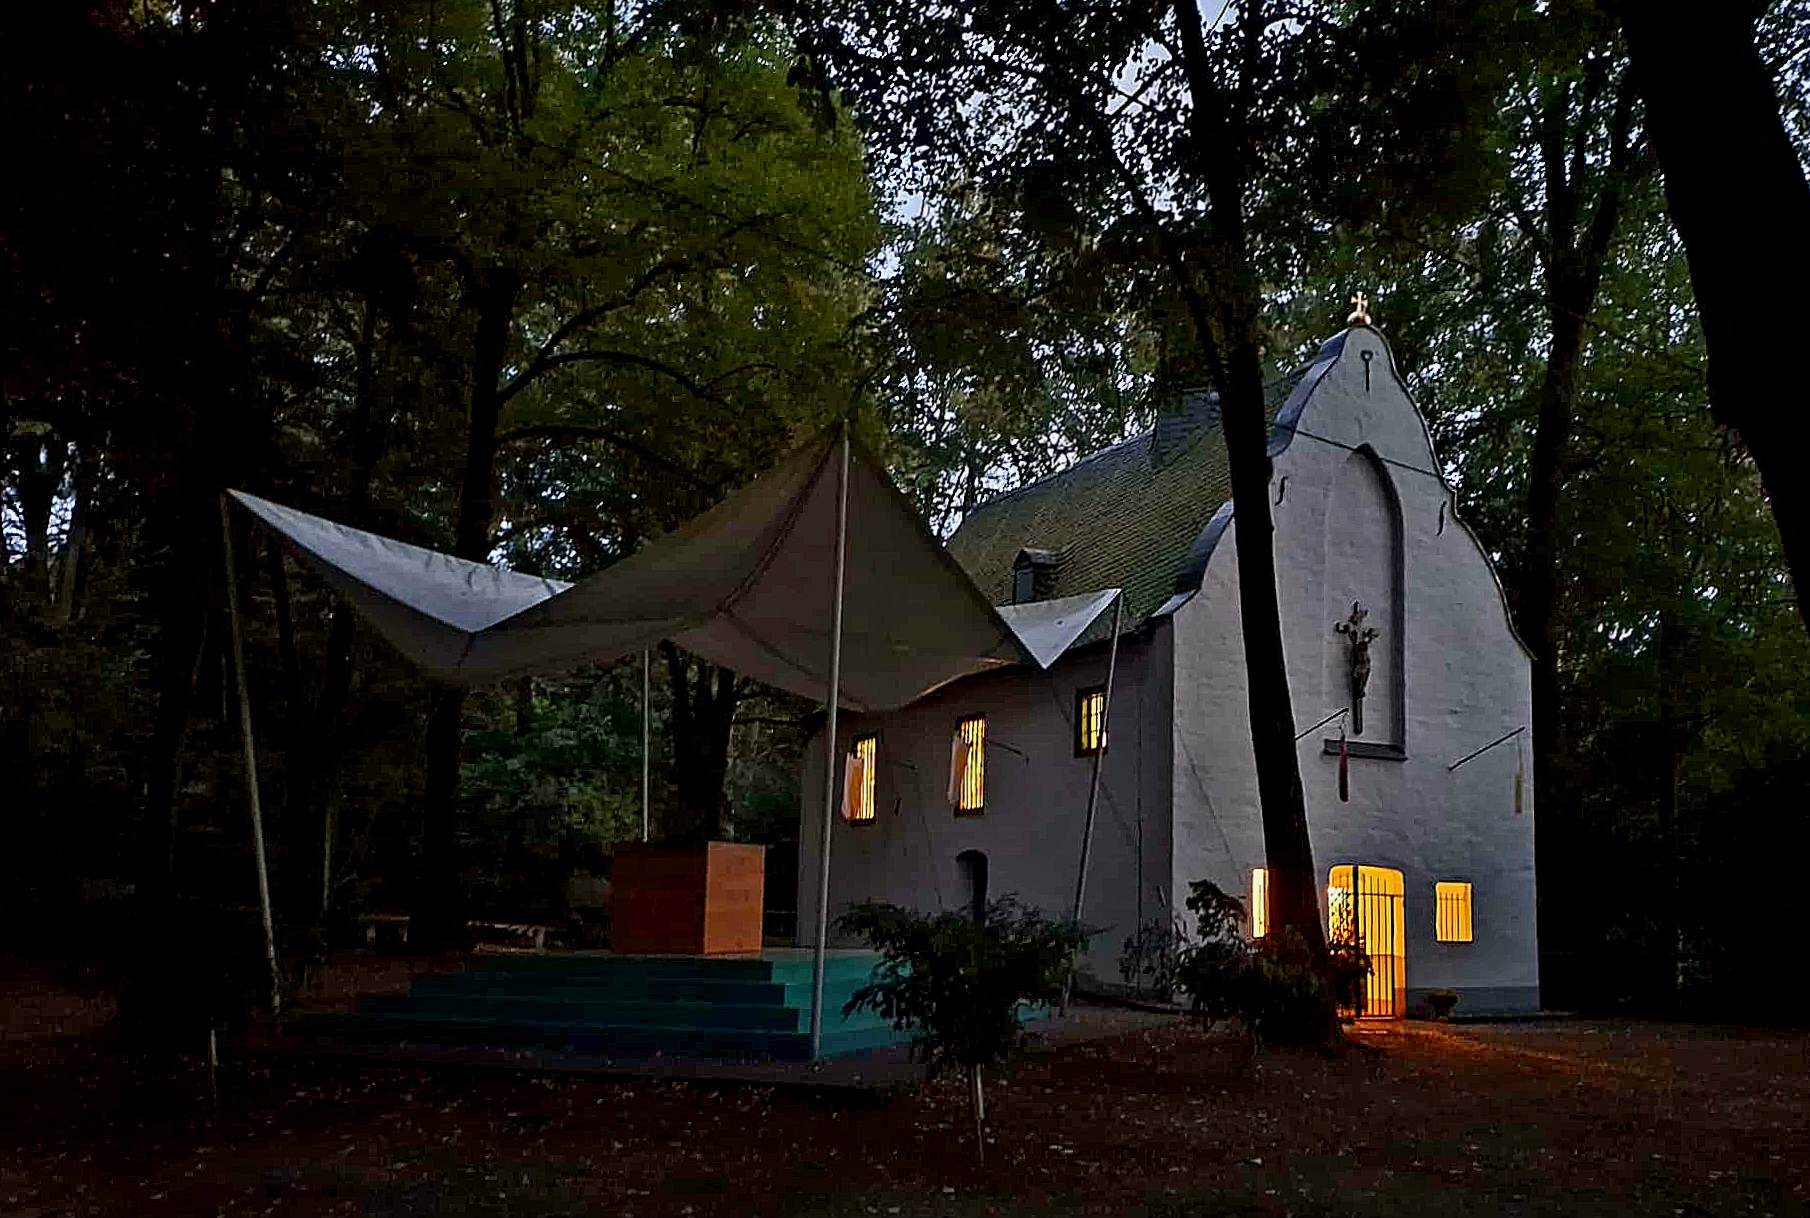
947, 336, 1339, 631
948, 405, 1231, 623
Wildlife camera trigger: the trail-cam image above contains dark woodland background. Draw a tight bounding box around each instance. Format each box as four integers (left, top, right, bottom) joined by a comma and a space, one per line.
4, 0, 1809, 1022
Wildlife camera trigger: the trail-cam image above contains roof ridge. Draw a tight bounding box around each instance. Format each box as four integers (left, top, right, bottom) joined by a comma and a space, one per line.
961, 364, 1307, 523
940, 334, 1354, 626
944, 349, 1333, 617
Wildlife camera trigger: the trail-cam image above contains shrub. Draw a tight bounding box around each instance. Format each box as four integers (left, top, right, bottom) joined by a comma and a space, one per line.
1171, 879, 1367, 1049
839, 898, 1088, 1163
1171, 879, 1252, 1026
1242, 930, 1346, 1046
1118, 916, 1188, 1001
1326, 937, 1374, 1016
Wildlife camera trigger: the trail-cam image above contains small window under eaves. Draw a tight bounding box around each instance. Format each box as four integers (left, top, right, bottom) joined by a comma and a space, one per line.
1011, 548, 1060, 603
1012, 564, 1035, 605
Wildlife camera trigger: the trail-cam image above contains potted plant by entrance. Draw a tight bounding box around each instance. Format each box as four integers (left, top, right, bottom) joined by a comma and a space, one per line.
610, 839, 766, 955
1425, 989, 1460, 1020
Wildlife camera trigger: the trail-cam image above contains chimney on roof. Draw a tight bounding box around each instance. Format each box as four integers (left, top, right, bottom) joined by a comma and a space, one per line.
1152, 387, 1219, 466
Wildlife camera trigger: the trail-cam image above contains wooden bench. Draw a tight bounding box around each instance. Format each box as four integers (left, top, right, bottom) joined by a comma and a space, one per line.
357, 913, 411, 951
354, 914, 555, 953
467, 921, 554, 952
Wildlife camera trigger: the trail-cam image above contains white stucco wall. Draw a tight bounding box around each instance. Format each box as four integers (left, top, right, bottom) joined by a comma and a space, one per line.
798, 625, 1175, 982
1169, 326, 1540, 1013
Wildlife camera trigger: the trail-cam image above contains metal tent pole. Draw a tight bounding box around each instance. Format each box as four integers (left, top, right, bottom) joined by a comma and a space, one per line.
1070, 592, 1125, 927
220, 497, 282, 1015
809, 426, 852, 1061
641, 649, 651, 842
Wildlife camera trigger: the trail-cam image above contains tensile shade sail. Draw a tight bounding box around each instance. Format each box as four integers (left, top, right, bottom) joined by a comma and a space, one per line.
231, 435, 1111, 710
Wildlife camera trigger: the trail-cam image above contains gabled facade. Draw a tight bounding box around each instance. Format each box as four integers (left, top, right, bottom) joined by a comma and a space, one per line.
800, 324, 1539, 1016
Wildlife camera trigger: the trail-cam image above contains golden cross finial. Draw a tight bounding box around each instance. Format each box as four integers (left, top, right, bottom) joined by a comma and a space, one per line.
1347, 290, 1373, 326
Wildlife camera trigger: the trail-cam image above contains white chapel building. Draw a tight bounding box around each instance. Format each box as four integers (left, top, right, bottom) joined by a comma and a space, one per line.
798, 321, 1540, 1017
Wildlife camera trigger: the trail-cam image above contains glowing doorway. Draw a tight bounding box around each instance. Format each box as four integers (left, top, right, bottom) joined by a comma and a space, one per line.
1328, 865, 1405, 1019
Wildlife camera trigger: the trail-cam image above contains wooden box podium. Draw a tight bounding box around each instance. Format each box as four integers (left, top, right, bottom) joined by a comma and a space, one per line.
610, 842, 766, 955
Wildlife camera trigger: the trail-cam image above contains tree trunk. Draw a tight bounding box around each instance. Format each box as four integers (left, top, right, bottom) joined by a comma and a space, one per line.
1218, 312, 1326, 959
125, 483, 222, 1047
505, 675, 535, 878
309, 299, 388, 922
1621, 2, 1810, 634
415, 267, 519, 950
0, 399, 10, 577
54, 447, 84, 623
1655, 607, 1684, 1007
266, 541, 314, 921
16, 435, 65, 603
1518, 305, 1585, 985
419, 688, 467, 947
313, 606, 356, 917
1032, 0, 1321, 956
659, 642, 740, 843
141, 592, 212, 908
1164, 0, 1325, 962
969, 1063, 986, 1166
268, 543, 305, 734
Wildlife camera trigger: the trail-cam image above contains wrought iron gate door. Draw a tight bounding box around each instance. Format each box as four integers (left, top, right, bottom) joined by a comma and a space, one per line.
1328, 865, 1405, 1019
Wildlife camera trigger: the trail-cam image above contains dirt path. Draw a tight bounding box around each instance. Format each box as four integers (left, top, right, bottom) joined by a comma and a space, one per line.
4, 958, 1808, 1216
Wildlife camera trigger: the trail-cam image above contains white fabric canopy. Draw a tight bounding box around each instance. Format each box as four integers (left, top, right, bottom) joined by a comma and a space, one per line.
233, 436, 1108, 712
995, 589, 1121, 668
230, 492, 574, 674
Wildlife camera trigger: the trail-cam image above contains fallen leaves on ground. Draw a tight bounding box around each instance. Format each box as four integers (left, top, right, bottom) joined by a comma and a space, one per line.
4, 955, 1808, 1217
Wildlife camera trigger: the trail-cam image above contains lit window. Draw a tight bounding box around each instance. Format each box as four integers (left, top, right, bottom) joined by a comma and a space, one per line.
1329, 865, 1407, 1019
1327, 872, 1355, 943
953, 716, 986, 814
1251, 868, 1269, 938
1076, 687, 1106, 756
1436, 882, 1473, 943
844, 735, 878, 822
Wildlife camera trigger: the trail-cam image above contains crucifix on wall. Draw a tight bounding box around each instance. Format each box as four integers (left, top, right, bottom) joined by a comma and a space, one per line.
1336, 601, 1380, 736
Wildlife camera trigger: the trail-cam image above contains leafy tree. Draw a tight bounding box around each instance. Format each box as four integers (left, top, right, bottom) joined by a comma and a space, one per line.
302, 2, 881, 937
0, 1, 391, 1037
457, 670, 644, 919
840, 898, 1086, 1164
869, 186, 1158, 533
1494, 25, 1652, 880
1275, 11, 1661, 1001
1611, 0, 1810, 633
1, 0, 880, 1004
1294, 48, 1810, 1010
804, 0, 1510, 968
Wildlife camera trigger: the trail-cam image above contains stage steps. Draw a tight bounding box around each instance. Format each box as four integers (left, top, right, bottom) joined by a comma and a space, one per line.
292, 951, 912, 1063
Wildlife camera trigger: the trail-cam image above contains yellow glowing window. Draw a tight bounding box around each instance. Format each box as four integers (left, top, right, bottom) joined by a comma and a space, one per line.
1251, 868, 1269, 938
1076, 687, 1106, 756
954, 716, 986, 814
1436, 882, 1473, 943
845, 735, 878, 822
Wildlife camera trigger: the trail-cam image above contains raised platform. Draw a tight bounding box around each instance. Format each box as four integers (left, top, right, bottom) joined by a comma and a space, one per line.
289, 949, 909, 1063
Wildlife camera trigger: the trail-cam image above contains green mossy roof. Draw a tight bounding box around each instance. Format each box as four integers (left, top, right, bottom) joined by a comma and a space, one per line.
947, 368, 1313, 629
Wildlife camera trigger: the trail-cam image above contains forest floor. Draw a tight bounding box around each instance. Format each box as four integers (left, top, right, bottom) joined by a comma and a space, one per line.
4, 951, 1809, 1217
